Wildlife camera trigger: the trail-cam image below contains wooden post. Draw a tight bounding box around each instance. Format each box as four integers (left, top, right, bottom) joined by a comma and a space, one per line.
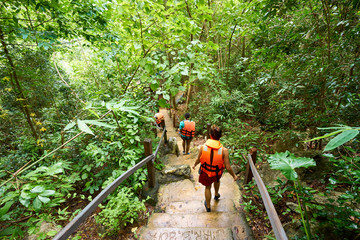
144, 139, 155, 188
207, 123, 211, 139
161, 120, 168, 144
173, 113, 176, 128
244, 148, 257, 184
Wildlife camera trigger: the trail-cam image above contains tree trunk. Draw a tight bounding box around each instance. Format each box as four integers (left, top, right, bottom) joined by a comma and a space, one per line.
228, 23, 237, 67
0, 27, 39, 140
184, 0, 193, 42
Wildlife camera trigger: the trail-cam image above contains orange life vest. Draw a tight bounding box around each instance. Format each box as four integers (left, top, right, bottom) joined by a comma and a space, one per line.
155, 113, 164, 124
180, 120, 195, 137
200, 139, 224, 180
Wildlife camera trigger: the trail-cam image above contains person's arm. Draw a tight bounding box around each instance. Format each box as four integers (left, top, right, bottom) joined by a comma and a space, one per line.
192, 146, 203, 169
178, 121, 184, 133
179, 121, 184, 130
223, 147, 238, 181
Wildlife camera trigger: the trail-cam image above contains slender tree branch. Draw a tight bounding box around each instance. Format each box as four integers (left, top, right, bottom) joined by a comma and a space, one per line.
228, 22, 237, 67
33, 17, 55, 28
144, 20, 157, 32
53, 57, 85, 104
137, 11, 146, 55
122, 42, 159, 95
184, 0, 193, 41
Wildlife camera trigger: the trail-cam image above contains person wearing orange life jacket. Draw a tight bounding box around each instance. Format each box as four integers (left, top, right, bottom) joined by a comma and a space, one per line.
192, 125, 238, 212
178, 113, 195, 155
154, 112, 164, 128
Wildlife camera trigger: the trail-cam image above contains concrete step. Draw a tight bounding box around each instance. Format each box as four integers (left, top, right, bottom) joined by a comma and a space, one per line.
139, 227, 233, 240
166, 199, 236, 214
158, 179, 199, 204
147, 212, 244, 229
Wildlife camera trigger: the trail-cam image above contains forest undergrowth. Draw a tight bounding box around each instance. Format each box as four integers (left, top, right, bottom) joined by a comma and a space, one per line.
1, 0, 359, 239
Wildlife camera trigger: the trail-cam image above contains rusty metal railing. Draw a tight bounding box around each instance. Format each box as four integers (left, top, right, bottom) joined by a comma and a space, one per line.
244, 149, 288, 240
53, 125, 167, 240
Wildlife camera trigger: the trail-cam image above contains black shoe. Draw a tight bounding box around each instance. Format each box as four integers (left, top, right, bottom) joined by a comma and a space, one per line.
204, 200, 211, 212
214, 194, 220, 201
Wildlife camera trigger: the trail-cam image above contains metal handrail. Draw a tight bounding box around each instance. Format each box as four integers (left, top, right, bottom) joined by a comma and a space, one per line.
247, 153, 288, 240
53, 126, 167, 240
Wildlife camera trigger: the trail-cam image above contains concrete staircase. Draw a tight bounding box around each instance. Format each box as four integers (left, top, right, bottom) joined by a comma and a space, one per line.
140, 109, 253, 240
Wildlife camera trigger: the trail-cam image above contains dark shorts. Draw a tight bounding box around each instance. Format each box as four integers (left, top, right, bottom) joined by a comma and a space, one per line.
181, 136, 193, 141
199, 171, 223, 186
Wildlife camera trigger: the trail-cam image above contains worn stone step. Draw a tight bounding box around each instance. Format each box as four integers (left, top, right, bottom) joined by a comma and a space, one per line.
166, 199, 236, 214
147, 212, 243, 229
157, 179, 199, 205
139, 227, 233, 240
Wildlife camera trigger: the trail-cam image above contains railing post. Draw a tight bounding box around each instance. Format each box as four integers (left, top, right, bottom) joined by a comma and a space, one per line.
207, 123, 211, 139
144, 139, 155, 188
161, 119, 168, 144
173, 113, 176, 128
244, 148, 257, 184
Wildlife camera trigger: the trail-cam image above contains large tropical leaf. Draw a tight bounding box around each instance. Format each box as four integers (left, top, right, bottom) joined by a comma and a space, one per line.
77, 119, 94, 135
324, 129, 359, 151
268, 151, 316, 181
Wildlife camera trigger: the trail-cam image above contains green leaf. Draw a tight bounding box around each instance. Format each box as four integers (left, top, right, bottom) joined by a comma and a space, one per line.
170, 87, 179, 96
82, 120, 116, 129
304, 130, 343, 142
329, 177, 337, 184
163, 94, 170, 101
47, 162, 64, 175
64, 121, 76, 131
82, 173, 88, 180
47, 230, 58, 237
180, 67, 188, 76
150, 83, 159, 91
77, 119, 94, 135
268, 151, 316, 181
324, 129, 359, 151
38, 195, 50, 204
31, 186, 45, 194
87, 109, 100, 118
0, 226, 19, 237
158, 98, 167, 108
33, 197, 42, 210
0, 201, 14, 218
40, 190, 56, 197
19, 198, 30, 207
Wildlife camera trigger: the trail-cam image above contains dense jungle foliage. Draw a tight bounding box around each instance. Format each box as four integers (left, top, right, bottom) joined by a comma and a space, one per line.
0, 0, 359, 239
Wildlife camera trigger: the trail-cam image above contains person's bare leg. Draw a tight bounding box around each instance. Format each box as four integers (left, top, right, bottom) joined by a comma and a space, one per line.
186, 139, 191, 154
214, 181, 220, 197
205, 185, 211, 208
182, 139, 185, 153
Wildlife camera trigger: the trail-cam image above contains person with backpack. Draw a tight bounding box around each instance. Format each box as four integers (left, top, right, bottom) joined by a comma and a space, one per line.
178, 112, 195, 155
192, 125, 238, 212
154, 112, 164, 128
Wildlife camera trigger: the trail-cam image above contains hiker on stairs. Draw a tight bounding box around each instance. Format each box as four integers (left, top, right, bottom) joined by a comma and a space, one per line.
192, 125, 238, 212
178, 112, 195, 155
154, 112, 164, 129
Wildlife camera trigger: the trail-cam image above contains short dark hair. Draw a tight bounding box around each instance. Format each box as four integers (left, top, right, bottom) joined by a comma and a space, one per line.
210, 125, 222, 140
185, 112, 190, 119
